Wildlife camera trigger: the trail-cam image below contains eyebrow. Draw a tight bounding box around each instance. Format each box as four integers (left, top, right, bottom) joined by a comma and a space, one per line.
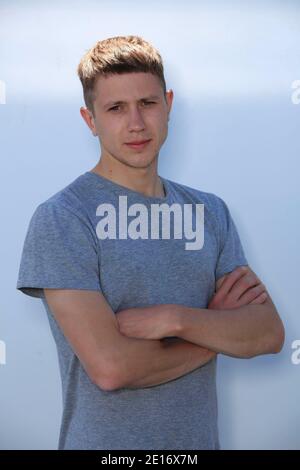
103, 95, 161, 109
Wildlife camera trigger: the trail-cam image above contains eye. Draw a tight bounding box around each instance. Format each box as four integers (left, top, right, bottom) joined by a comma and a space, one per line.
108, 105, 121, 112
142, 101, 156, 105
108, 101, 156, 112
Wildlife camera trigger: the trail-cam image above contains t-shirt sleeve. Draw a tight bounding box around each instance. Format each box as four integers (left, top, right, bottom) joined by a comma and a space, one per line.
214, 196, 248, 282
16, 201, 102, 299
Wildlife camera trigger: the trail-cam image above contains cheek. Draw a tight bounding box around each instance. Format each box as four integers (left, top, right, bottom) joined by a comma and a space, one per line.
99, 123, 121, 143
156, 118, 168, 140
148, 112, 167, 134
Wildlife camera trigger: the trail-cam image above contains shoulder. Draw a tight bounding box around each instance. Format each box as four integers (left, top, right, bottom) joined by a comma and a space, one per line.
31, 172, 95, 223
32, 171, 116, 222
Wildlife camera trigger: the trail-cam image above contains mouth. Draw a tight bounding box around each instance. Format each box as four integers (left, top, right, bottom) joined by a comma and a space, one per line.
125, 139, 151, 150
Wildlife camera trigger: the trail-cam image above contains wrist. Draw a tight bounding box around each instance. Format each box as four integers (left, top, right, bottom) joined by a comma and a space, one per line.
166, 304, 189, 337
173, 305, 206, 339
160, 304, 181, 337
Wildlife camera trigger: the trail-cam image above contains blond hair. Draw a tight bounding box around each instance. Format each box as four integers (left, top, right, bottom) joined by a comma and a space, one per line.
77, 35, 167, 115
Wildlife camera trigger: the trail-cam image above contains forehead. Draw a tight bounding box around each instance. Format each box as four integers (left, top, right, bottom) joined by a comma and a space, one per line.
94, 72, 163, 106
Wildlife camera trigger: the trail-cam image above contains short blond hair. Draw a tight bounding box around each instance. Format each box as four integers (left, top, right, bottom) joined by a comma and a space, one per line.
77, 35, 167, 115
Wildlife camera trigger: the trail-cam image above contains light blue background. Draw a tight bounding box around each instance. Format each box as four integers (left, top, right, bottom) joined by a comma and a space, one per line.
1, 0, 299, 449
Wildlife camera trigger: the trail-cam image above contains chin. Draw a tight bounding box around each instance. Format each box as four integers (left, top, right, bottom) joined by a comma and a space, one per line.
119, 154, 158, 169
124, 159, 156, 170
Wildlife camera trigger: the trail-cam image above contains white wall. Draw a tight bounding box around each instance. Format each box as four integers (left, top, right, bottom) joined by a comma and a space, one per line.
1, 0, 299, 449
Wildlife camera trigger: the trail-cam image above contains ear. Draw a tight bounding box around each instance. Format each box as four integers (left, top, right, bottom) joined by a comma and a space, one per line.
80, 107, 98, 136
166, 89, 174, 117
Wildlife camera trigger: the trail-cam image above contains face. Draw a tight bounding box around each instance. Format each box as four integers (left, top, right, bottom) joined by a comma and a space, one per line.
80, 72, 173, 171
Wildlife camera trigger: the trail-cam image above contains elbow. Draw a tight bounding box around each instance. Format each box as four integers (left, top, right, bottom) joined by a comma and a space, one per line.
90, 363, 125, 392
241, 323, 285, 359
96, 376, 123, 392
267, 305, 286, 355
254, 322, 285, 358
266, 312, 285, 355
270, 321, 285, 354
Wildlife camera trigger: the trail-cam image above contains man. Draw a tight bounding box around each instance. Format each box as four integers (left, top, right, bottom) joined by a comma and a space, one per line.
16, 35, 284, 450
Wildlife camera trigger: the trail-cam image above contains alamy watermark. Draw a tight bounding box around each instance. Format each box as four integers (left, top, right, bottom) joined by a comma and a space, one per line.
0, 80, 6, 104
0, 340, 6, 365
95, 196, 204, 250
291, 339, 300, 365
291, 80, 300, 105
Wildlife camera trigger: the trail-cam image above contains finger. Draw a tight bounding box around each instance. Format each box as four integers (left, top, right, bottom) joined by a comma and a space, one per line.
249, 292, 268, 304
229, 272, 262, 301
237, 282, 266, 305
214, 266, 249, 298
216, 274, 228, 290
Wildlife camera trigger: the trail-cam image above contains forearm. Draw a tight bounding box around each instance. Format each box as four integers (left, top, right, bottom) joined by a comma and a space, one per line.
117, 336, 216, 389
115, 266, 285, 362
175, 301, 284, 358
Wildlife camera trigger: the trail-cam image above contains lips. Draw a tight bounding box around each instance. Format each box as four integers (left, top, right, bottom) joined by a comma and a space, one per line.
126, 139, 151, 145
125, 139, 151, 149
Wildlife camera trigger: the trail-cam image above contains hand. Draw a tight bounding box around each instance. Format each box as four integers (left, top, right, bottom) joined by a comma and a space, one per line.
116, 304, 173, 340
208, 266, 268, 310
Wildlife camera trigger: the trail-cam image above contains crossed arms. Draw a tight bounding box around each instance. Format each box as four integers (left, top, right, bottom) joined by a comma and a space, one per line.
44, 265, 285, 391
116, 266, 285, 359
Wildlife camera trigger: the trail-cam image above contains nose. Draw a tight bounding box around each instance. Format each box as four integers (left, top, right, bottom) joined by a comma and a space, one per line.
127, 106, 145, 132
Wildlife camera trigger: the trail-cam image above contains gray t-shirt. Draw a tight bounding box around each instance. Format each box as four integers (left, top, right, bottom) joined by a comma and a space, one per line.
16, 171, 248, 450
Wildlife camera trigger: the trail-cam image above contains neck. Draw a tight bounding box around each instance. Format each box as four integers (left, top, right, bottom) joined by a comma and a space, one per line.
90, 157, 165, 198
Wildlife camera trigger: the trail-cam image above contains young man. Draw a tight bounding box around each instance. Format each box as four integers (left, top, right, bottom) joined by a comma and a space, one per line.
16, 35, 285, 450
